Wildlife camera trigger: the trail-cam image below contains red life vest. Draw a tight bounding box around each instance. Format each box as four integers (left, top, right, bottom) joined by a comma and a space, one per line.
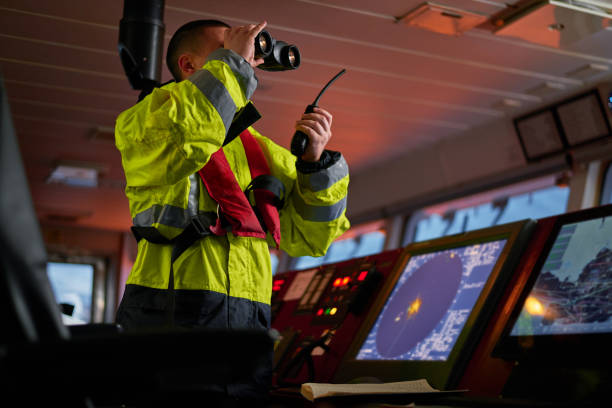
197, 129, 282, 248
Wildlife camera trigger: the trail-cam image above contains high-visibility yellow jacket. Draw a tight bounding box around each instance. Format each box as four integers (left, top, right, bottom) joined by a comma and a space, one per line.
114, 48, 349, 330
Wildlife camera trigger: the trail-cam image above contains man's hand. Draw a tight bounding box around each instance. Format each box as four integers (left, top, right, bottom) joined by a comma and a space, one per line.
296, 107, 333, 162
224, 21, 267, 68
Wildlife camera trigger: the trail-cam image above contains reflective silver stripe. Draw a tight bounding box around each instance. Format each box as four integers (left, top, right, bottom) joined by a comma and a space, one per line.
188, 69, 236, 134
187, 174, 200, 217
292, 194, 347, 222
207, 48, 257, 100
133, 204, 191, 229
298, 155, 349, 192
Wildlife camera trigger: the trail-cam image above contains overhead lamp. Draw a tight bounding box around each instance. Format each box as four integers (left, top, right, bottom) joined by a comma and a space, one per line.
493, 0, 612, 48
396, 2, 488, 36
47, 162, 100, 188
565, 63, 610, 80
89, 126, 116, 144
526, 81, 567, 98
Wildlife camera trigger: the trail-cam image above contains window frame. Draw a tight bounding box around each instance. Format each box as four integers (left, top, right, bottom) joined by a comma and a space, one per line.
599, 160, 612, 206
47, 254, 108, 324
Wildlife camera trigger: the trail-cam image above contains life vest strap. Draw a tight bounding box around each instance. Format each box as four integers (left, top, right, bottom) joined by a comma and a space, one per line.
239, 130, 282, 248
131, 211, 218, 263
130, 211, 217, 327
245, 174, 286, 210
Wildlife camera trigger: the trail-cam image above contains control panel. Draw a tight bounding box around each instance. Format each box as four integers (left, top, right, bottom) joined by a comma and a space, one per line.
271, 272, 296, 323
295, 267, 334, 314
311, 264, 380, 325
270, 248, 403, 386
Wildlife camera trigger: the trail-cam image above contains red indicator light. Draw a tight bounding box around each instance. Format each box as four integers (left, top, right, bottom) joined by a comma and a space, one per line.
272, 280, 284, 291
342, 276, 350, 285
317, 308, 324, 316
358, 271, 368, 281
333, 278, 342, 287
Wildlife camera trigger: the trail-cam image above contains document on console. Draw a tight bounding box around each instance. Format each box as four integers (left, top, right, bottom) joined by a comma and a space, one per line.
301, 379, 440, 401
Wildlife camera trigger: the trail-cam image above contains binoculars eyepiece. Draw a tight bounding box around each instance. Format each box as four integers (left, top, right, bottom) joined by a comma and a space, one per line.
254, 30, 300, 71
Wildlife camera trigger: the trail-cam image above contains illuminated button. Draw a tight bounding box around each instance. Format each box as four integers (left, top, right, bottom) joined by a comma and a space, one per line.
316, 308, 324, 316
342, 277, 350, 285
325, 308, 331, 315
358, 271, 368, 281
330, 307, 338, 316
333, 278, 342, 287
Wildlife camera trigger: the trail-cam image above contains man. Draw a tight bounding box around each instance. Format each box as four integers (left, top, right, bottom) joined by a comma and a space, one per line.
114, 19, 349, 398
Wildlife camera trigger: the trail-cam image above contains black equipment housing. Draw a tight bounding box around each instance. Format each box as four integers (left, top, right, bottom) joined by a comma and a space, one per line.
118, 0, 165, 91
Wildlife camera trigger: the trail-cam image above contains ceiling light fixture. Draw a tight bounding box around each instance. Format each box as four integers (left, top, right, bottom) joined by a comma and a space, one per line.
396, 2, 488, 36
47, 161, 101, 188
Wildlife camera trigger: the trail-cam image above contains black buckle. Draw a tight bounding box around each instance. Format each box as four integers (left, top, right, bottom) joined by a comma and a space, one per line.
190, 214, 209, 236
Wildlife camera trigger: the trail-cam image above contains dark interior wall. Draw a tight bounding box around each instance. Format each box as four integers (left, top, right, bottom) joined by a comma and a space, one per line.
117, 230, 137, 309
40, 224, 123, 257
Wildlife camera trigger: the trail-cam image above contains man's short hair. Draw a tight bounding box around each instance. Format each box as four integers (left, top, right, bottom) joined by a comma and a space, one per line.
166, 19, 230, 81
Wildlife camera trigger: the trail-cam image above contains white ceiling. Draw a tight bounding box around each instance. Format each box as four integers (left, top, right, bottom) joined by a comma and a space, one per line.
2, 0, 612, 231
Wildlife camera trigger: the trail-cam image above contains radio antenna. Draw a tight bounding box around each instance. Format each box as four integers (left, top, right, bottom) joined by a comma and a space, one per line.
312, 68, 346, 106
290, 68, 347, 156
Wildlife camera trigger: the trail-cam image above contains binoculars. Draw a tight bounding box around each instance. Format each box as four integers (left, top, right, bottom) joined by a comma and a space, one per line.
254, 30, 300, 71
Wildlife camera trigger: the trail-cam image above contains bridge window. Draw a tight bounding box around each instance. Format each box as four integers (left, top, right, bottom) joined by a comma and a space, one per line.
404, 175, 570, 245
46, 262, 94, 325
292, 221, 386, 270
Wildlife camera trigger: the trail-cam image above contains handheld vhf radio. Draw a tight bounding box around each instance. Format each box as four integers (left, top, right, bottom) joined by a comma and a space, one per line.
290, 69, 346, 157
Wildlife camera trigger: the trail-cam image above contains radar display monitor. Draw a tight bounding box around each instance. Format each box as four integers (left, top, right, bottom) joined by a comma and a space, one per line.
494, 205, 612, 366
335, 220, 535, 390
356, 240, 506, 361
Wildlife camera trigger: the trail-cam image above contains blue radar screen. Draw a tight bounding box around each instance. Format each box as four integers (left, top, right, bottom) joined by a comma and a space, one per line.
356, 240, 507, 361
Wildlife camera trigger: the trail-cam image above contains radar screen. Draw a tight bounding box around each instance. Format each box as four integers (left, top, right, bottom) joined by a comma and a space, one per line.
356, 239, 507, 361
510, 216, 612, 336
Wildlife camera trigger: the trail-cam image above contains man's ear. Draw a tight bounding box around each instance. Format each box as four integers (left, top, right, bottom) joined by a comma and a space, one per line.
177, 54, 197, 78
